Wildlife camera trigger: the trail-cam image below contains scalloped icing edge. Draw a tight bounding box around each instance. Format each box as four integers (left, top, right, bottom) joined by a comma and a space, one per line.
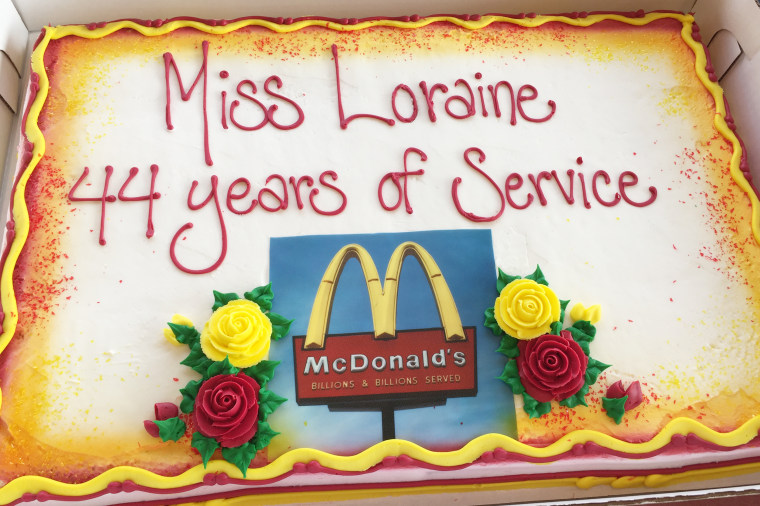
0, 11, 759, 504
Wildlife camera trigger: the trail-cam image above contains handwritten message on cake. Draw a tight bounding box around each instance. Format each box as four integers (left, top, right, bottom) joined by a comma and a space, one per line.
67, 41, 657, 274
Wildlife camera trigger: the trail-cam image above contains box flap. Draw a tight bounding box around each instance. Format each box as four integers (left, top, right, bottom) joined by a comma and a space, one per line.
0, 0, 27, 73
694, 0, 760, 59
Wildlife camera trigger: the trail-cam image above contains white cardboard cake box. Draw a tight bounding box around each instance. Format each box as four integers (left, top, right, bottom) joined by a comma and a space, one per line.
1, 0, 760, 505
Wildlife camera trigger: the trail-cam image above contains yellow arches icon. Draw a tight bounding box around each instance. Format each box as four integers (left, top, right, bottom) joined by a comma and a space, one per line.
304, 242, 465, 349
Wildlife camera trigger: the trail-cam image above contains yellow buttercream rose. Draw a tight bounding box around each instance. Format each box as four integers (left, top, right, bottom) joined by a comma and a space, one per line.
200, 299, 272, 368
494, 279, 560, 340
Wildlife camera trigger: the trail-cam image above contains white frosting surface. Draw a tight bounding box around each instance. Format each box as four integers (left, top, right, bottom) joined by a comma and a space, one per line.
1, 15, 759, 478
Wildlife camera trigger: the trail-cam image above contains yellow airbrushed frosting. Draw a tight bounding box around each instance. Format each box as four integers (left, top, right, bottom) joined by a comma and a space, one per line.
494, 279, 560, 340
0, 10, 758, 506
200, 300, 272, 368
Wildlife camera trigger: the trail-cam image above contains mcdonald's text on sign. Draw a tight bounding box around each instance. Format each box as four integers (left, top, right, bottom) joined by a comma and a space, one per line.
293, 328, 477, 405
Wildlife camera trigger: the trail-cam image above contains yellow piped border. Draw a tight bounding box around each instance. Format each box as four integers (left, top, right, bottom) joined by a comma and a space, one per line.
1, 11, 759, 504
1, 421, 760, 501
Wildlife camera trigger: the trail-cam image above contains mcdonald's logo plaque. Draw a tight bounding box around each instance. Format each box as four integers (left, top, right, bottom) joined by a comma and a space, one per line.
293, 242, 477, 407
269, 230, 517, 447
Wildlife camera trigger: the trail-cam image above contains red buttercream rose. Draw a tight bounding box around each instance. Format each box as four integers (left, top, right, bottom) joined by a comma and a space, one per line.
516, 330, 588, 403
193, 373, 260, 447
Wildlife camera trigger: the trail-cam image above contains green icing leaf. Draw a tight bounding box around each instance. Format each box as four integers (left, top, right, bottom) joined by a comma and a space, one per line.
154, 417, 186, 442
572, 320, 597, 339
221, 442, 258, 478
522, 393, 551, 419
168, 323, 200, 347
550, 321, 563, 335
268, 312, 294, 341
180, 378, 203, 414
496, 268, 521, 293
558, 383, 589, 409
180, 343, 214, 376
205, 356, 239, 379
566, 331, 590, 355
497, 360, 524, 395
191, 431, 220, 467
242, 360, 280, 387
484, 307, 504, 337
558, 299, 570, 325
252, 420, 280, 451
585, 357, 611, 386
258, 388, 287, 422
244, 284, 273, 312
524, 265, 548, 286
495, 335, 519, 358
565, 323, 596, 356
212, 290, 241, 311
602, 395, 628, 424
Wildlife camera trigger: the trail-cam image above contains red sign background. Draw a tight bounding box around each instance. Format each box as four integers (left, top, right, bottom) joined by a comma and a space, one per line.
293, 327, 477, 406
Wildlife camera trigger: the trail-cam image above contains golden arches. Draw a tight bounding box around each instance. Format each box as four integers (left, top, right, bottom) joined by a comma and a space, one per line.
303, 242, 465, 349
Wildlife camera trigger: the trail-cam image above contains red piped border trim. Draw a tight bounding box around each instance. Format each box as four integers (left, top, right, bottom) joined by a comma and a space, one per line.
7, 451, 760, 506
0, 71, 40, 330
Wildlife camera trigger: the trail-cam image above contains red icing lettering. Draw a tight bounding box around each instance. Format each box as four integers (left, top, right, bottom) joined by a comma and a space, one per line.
117, 164, 161, 238
516, 84, 556, 123
551, 169, 575, 205
391, 84, 418, 123
576, 172, 592, 209
258, 175, 289, 212
418, 81, 448, 122
229, 80, 269, 131
444, 79, 475, 119
221, 90, 229, 129
311, 171, 347, 216
378, 147, 427, 214
488, 81, 517, 125
452, 147, 505, 222
289, 176, 315, 210
68, 166, 116, 245
619, 171, 657, 207
263, 76, 305, 130
527, 171, 553, 206
220, 69, 230, 130
475, 73, 487, 118
592, 170, 621, 207
170, 175, 227, 274
446, 150, 652, 213
225, 177, 256, 215
504, 173, 533, 210
332, 44, 395, 129
164, 40, 212, 166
